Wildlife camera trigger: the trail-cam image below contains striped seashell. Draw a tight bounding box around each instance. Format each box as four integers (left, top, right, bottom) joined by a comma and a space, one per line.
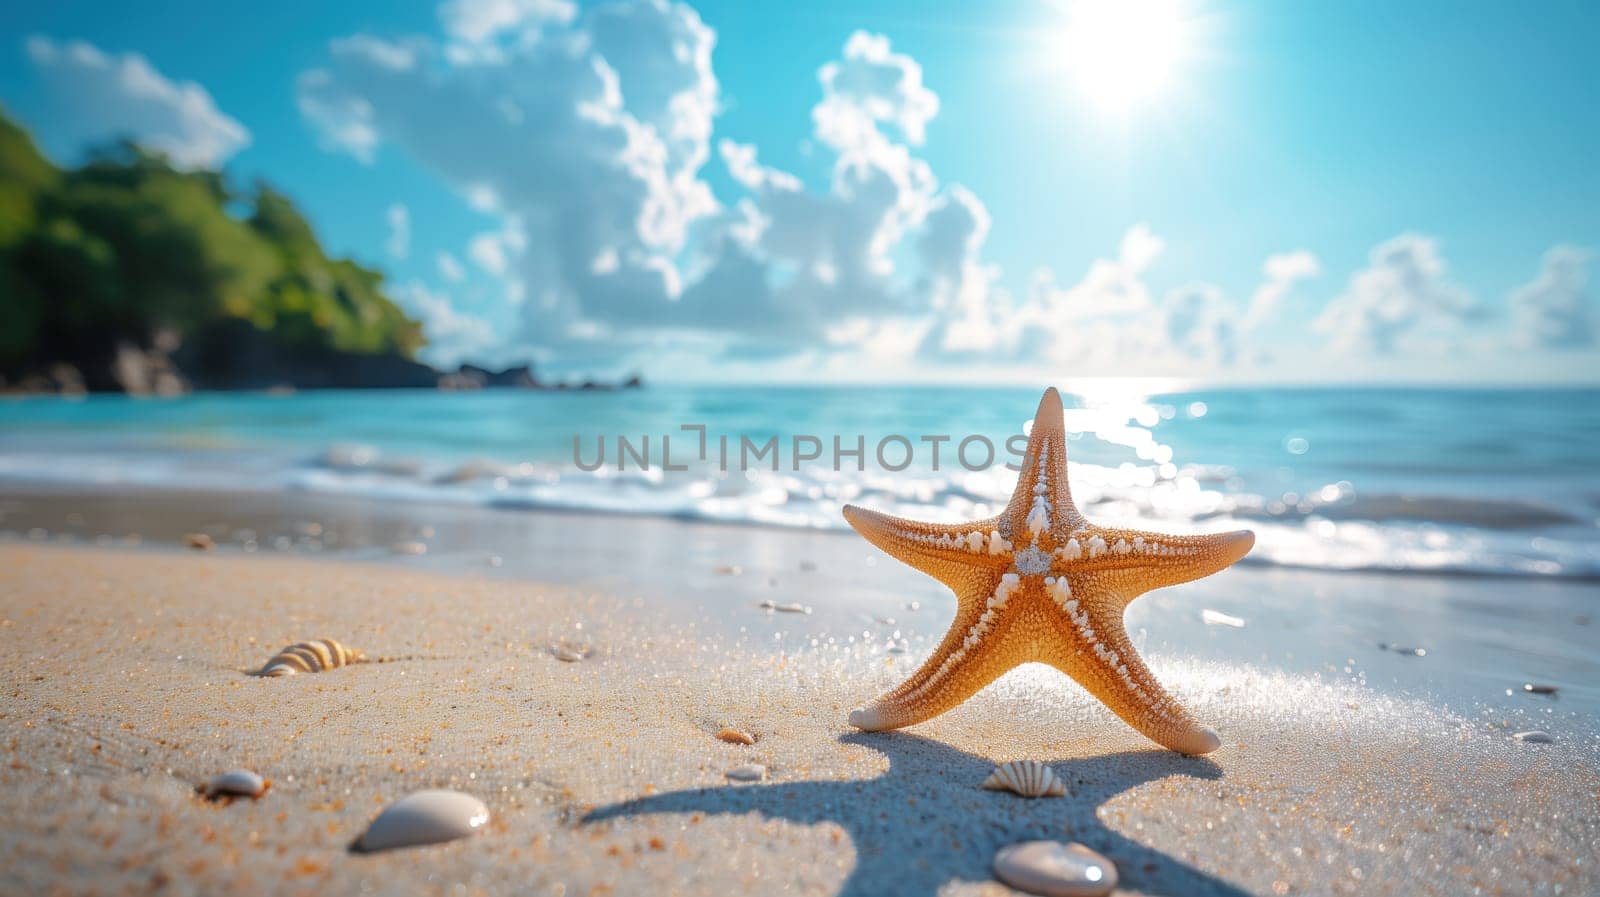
257, 638, 365, 677
981, 760, 1067, 798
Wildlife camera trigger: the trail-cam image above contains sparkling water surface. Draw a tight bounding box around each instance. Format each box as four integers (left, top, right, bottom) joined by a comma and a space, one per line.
2, 384, 1596, 578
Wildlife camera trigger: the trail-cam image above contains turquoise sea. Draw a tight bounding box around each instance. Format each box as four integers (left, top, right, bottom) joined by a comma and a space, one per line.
2, 385, 1597, 579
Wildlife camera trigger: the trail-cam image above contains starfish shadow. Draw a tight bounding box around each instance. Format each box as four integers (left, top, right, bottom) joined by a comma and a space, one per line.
584, 732, 1249, 897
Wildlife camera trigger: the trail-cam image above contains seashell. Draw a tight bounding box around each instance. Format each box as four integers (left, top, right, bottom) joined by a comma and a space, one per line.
257, 638, 365, 677
550, 645, 589, 663
352, 789, 490, 852
713, 564, 743, 575
981, 760, 1067, 798
758, 600, 812, 614
1522, 683, 1558, 695
184, 532, 215, 551
993, 840, 1117, 897
391, 540, 427, 555
715, 727, 756, 745
1513, 730, 1553, 744
198, 769, 270, 800
726, 763, 767, 782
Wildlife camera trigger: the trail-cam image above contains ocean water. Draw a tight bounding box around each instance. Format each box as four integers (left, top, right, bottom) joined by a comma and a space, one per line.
1, 385, 1596, 579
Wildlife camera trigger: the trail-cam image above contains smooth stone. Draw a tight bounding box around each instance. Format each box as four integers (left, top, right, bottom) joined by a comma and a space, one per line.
354, 790, 490, 852
1514, 730, 1553, 743
202, 769, 267, 798
726, 763, 767, 782
993, 840, 1117, 897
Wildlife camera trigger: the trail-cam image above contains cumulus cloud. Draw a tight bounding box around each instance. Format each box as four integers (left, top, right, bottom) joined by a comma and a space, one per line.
1314, 234, 1476, 354
386, 203, 411, 259
1162, 283, 1237, 365
1242, 249, 1320, 331
23, 36, 250, 169
437, 252, 467, 283
392, 281, 497, 368
299, 0, 720, 361
1511, 245, 1592, 348
439, 0, 576, 49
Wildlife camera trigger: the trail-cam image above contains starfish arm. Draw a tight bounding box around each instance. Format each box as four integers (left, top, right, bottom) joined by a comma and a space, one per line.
1061, 527, 1254, 601
1004, 388, 1087, 537
841, 505, 1013, 587
849, 568, 1025, 731
1042, 577, 1221, 755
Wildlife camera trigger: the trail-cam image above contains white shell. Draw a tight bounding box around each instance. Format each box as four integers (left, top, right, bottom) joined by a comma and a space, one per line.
759, 600, 812, 614
726, 763, 767, 782
258, 638, 363, 677
201, 769, 268, 799
354, 790, 490, 852
1514, 730, 1553, 743
981, 760, 1066, 798
993, 841, 1117, 897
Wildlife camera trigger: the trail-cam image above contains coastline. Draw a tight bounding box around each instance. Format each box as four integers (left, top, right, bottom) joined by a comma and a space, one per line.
1, 486, 1597, 895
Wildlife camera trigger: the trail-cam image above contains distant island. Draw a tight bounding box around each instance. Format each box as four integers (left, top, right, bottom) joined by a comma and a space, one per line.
0, 111, 639, 396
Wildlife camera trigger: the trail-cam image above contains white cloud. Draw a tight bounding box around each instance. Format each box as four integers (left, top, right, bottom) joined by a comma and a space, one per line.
437, 252, 467, 283
440, 0, 576, 48
392, 281, 497, 368
1511, 245, 1592, 348
299, 0, 720, 362
468, 232, 510, 276
814, 31, 939, 148
386, 203, 411, 259
1163, 283, 1237, 365
1314, 234, 1476, 354
1242, 249, 1320, 331
23, 36, 250, 169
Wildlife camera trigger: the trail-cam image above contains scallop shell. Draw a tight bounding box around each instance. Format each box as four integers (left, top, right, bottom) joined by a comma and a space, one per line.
257, 638, 365, 677
981, 760, 1066, 798
199, 769, 270, 800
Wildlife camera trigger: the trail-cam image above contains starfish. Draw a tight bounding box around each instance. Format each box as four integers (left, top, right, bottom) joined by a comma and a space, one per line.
842, 387, 1254, 755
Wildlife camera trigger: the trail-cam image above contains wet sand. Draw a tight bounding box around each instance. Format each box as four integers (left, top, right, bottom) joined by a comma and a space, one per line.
1, 495, 1598, 895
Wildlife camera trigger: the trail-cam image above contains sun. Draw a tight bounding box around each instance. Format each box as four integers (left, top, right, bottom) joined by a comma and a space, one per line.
1055, 0, 1199, 112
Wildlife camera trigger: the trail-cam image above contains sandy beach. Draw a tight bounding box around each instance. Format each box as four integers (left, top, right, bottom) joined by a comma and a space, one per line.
2, 494, 1597, 897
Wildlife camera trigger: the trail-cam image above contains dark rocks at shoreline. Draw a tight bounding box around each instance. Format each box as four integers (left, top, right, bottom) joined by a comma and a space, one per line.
2, 326, 645, 397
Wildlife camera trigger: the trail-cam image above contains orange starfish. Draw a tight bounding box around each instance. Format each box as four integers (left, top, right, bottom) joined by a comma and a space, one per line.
843, 388, 1253, 754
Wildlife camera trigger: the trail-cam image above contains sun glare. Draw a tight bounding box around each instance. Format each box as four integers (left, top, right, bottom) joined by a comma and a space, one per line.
1056, 0, 1196, 112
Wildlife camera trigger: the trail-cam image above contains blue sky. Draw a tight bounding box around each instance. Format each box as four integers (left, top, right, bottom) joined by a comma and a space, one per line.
2, 0, 1596, 382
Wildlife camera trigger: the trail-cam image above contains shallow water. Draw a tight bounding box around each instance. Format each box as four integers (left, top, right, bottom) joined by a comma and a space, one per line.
2, 385, 1597, 578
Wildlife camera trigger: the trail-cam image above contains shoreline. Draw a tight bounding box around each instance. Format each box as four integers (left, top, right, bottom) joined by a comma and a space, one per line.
1, 542, 1596, 896
3, 482, 1598, 718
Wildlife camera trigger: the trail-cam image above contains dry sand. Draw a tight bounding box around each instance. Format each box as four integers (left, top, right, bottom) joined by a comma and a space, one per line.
1, 543, 1597, 897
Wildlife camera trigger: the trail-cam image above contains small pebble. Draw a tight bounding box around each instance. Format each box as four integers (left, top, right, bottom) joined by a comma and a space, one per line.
886, 638, 910, 654
799, 560, 817, 572
353, 790, 490, 852
993, 840, 1117, 897
184, 533, 215, 551
391, 541, 427, 555
1513, 730, 1553, 744
487, 555, 503, 568
758, 600, 812, 614
715, 727, 756, 745
713, 564, 742, 575
199, 769, 269, 800
1522, 683, 1558, 695
551, 646, 587, 663
726, 763, 767, 782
